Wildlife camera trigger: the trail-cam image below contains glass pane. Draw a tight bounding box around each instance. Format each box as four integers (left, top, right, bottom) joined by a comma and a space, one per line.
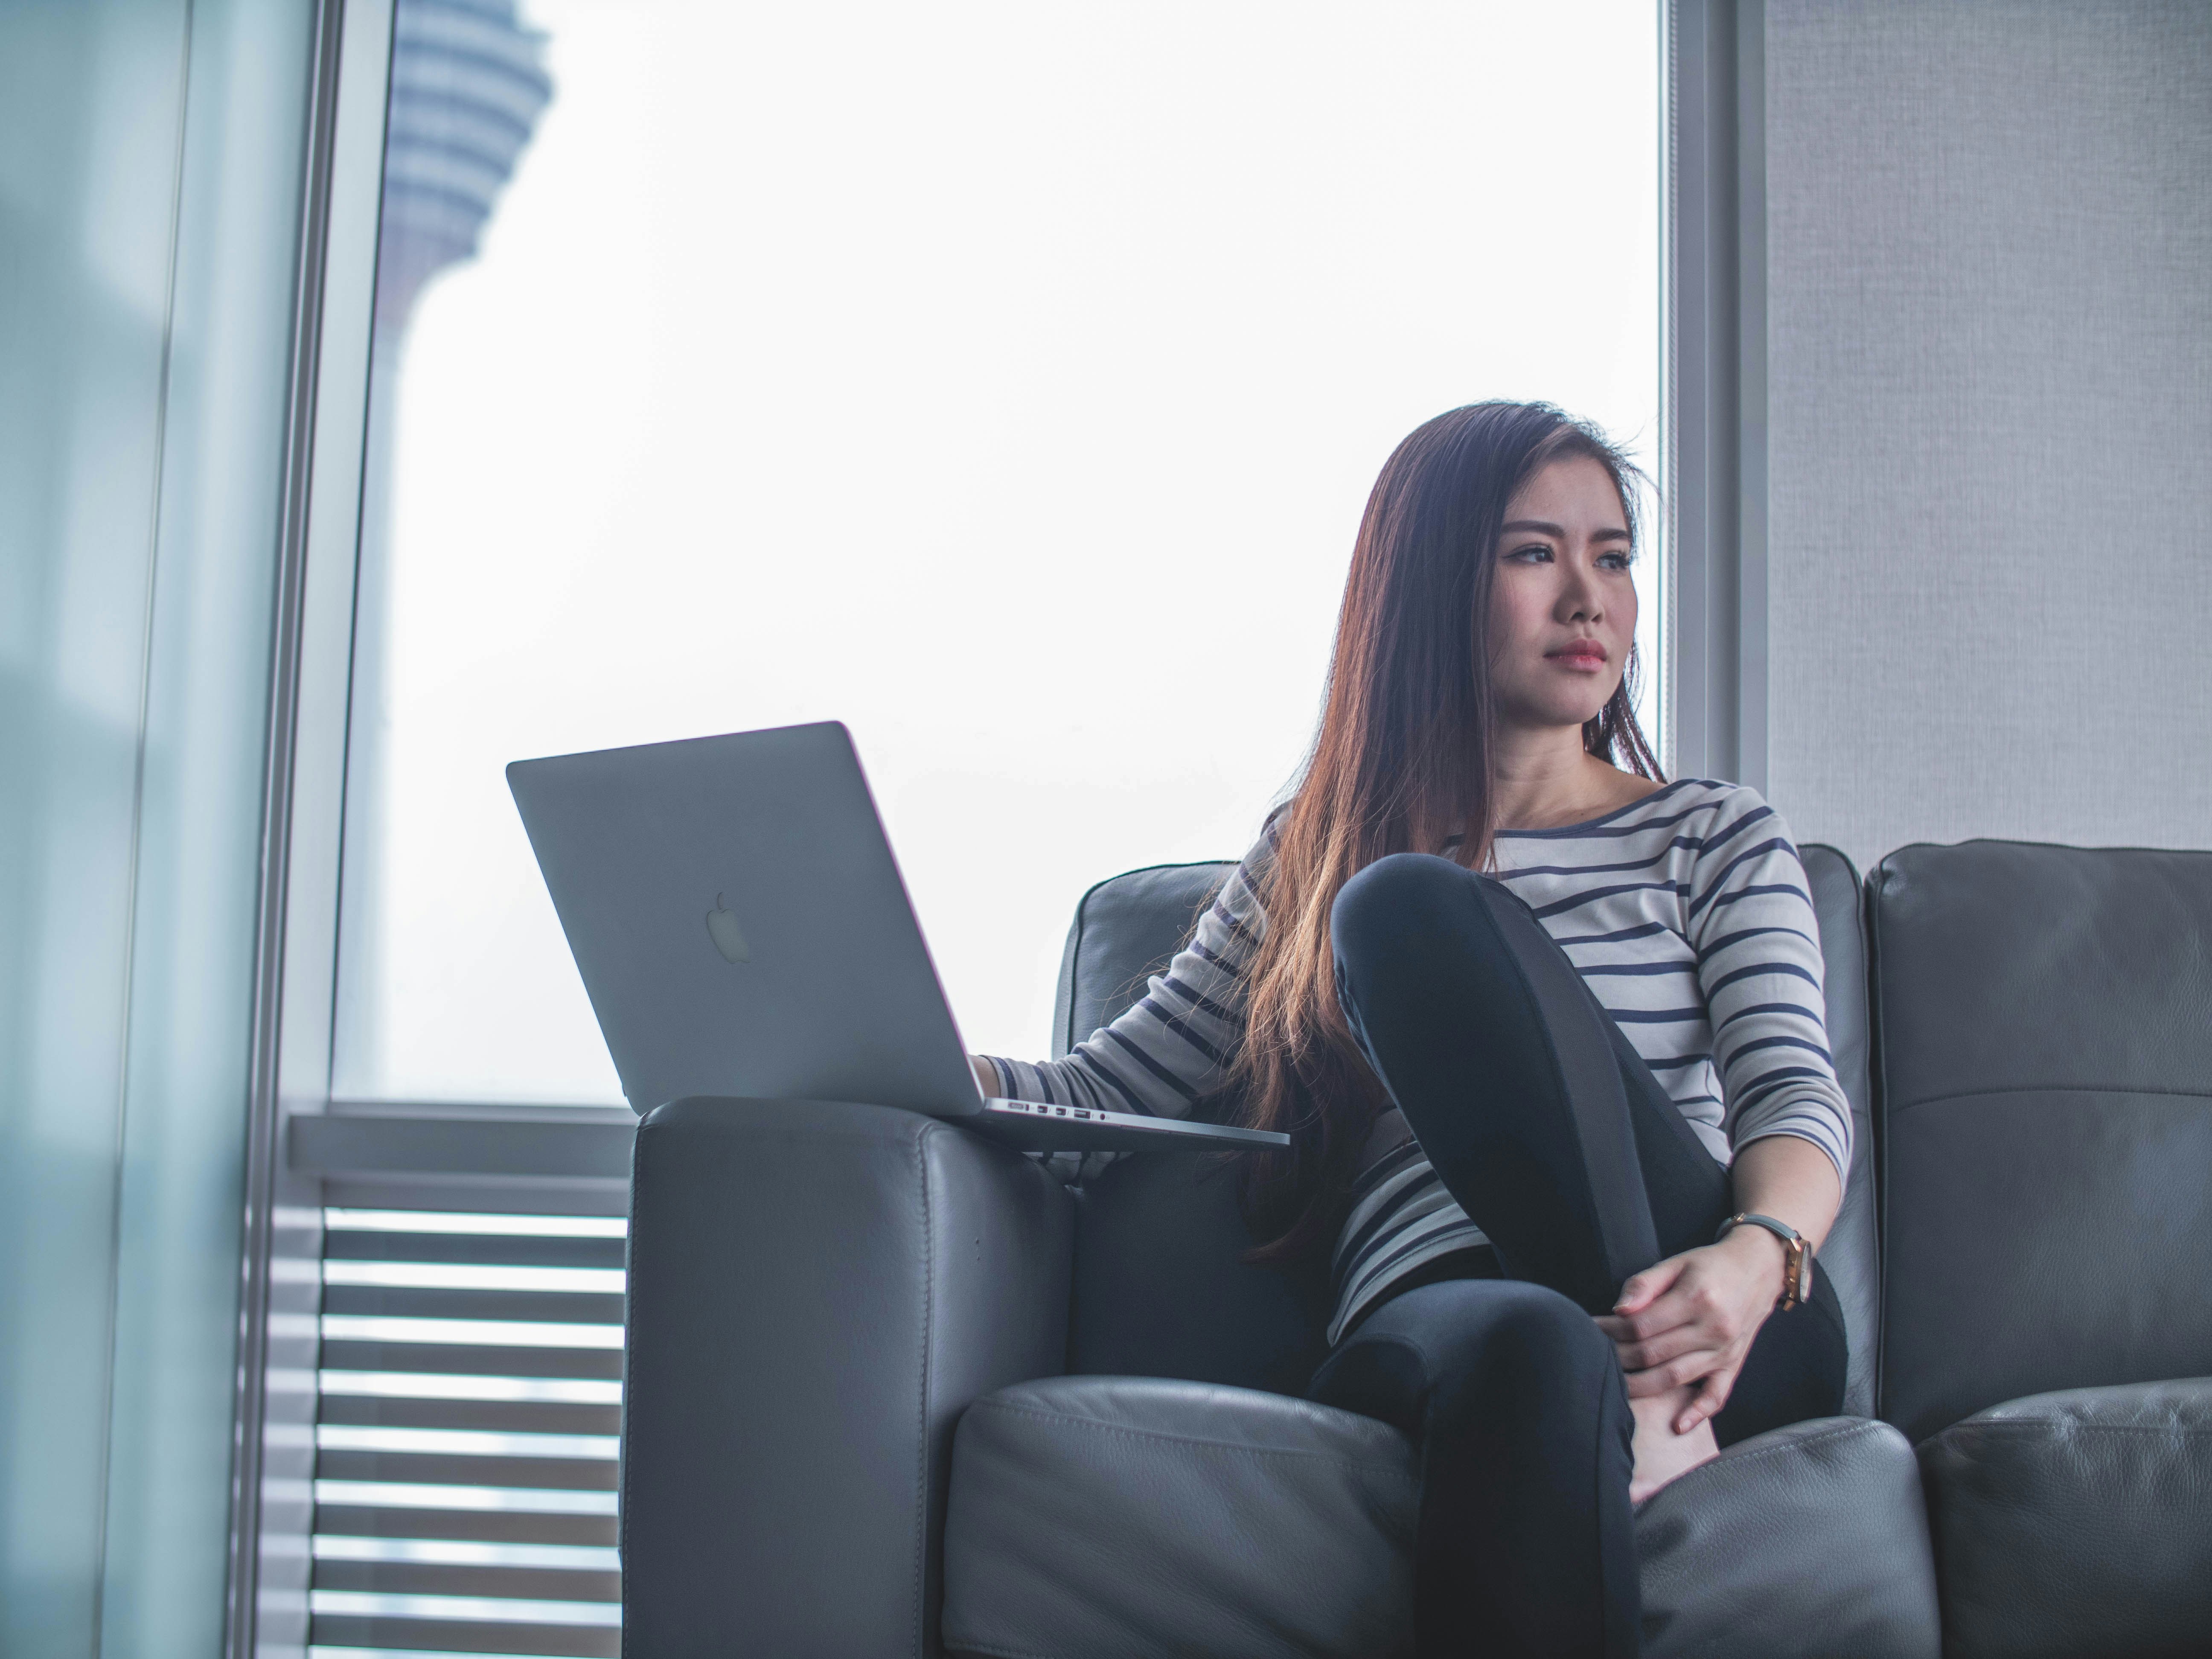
97, 2, 318, 1651
0, 0, 313, 1651
0, 3, 191, 1642
336, 0, 1662, 1105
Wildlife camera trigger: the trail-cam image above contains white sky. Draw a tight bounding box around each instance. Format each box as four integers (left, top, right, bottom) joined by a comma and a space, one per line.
343, 0, 1662, 1104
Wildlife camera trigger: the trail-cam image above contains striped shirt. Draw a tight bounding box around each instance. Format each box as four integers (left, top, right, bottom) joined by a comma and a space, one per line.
982, 779, 1854, 1347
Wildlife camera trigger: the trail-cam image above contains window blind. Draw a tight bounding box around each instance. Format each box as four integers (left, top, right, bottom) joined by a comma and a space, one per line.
308, 1207, 624, 1659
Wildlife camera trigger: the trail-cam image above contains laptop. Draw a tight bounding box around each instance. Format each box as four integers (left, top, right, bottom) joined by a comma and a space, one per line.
505, 720, 1289, 1155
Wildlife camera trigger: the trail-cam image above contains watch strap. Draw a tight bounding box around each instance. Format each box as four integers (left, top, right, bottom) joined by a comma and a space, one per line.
1715, 1211, 1813, 1310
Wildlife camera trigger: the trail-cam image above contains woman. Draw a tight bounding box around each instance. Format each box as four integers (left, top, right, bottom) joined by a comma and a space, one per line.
973, 401, 1850, 1658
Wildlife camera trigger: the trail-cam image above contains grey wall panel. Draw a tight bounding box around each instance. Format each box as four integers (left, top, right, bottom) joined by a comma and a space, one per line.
1763, 1, 2212, 868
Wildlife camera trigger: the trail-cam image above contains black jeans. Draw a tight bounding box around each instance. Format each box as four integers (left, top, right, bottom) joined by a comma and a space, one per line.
1306, 854, 1847, 1659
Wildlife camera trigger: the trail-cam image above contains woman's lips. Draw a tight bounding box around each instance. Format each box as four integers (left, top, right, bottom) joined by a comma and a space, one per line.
1545, 641, 1609, 670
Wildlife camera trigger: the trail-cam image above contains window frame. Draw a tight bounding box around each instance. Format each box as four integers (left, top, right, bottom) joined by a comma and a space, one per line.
1663, 0, 1769, 789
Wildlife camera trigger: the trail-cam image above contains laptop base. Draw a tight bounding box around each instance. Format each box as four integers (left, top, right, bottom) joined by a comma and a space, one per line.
967, 1098, 1289, 1154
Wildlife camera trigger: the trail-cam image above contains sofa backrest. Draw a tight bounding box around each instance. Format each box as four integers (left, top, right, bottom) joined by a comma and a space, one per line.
1869, 840, 2212, 1442
1052, 848, 1882, 1415
1802, 844, 1880, 1418
1051, 859, 1237, 1061
1051, 861, 1333, 1394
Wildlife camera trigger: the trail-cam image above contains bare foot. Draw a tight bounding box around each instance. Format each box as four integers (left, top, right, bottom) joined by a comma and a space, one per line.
1627, 1384, 1720, 1504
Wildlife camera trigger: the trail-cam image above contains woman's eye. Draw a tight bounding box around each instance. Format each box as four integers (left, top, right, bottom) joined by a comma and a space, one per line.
1508, 543, 1552, 563
1598, 551, 1632, 570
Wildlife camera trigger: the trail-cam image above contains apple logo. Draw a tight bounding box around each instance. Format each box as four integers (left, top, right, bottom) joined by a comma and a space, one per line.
704, 893, 750, 964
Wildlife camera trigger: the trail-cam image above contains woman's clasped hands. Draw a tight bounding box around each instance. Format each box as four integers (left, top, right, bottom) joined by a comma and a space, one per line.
1595, 1223, 1792, 1435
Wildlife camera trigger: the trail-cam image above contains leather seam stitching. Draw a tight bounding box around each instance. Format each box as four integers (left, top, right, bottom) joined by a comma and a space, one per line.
619, 1151, 644, 1659
1064, 885, 1095, 1056
1686, 1420, 1879, 1479
1728, 1421, 1874, 1458
672, 1119, 935, 1153
941, 1641, 1060, 1659
914, 1130, 933, 1659
969, 1401, 1420, 1482
1941, 1423, 2212, 1438
1890, 1082, 2212, 1115
1869, 862, 1894, 1425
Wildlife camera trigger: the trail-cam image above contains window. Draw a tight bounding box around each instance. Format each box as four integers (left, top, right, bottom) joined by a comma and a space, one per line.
333, 0, 1663, 1107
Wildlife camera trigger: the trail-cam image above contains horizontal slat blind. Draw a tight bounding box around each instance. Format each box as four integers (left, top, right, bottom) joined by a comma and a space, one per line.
309, 1207, 625, 1659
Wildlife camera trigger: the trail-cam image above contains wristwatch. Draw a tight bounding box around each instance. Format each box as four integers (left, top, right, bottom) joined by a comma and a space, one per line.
1716, 1213, 1813, 1311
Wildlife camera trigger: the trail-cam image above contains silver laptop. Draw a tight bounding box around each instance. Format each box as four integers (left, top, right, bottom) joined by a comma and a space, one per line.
506, 720, 1289, 1154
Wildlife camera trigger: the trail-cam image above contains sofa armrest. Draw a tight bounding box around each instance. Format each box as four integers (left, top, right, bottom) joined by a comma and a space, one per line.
622, 1096, 1074, 1659
1636, 1416, 1941, 1658
1917, 1377, 2212, 1659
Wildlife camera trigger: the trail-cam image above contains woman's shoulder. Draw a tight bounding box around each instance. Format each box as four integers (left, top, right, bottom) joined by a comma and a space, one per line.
1203, 810, 1286, 924
1664, 780, 1821, 901
1676, 775, 1762, 807
1628, 778, 1778, 832
1650, 776, 1791, 838
1242, 804, 1290, 870
1563, 778, 1805, 882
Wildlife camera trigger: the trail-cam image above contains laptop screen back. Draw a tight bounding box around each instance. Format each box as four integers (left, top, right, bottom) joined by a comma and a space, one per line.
506, 721, 982, 1117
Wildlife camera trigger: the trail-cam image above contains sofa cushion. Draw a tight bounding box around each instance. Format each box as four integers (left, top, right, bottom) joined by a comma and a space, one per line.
1869, 842, 2212, 1441
942, 1376, 1418, 1659
1917, 1378, 2212, 1659
942, 1379, 1940, 1659
1637, 1416, 1941, 1658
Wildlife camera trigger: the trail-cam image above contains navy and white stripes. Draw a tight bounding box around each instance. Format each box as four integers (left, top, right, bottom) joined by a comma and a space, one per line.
983, 780, 1854, 1347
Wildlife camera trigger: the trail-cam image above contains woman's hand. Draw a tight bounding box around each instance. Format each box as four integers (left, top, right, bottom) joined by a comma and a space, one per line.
1593, 1225, 1789, 1433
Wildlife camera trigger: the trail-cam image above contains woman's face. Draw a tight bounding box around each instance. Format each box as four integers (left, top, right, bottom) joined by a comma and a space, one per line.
1484, 453, 1638, 733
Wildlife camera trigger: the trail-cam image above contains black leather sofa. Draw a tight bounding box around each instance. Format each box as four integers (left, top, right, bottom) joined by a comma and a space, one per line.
620, 841, 2212, 1658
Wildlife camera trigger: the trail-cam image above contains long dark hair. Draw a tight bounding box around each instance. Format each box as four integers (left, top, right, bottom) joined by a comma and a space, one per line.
1231, 401, 1661, 1263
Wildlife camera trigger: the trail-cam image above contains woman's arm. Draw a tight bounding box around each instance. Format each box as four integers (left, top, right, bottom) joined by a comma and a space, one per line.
969, 826, 1278, 1116
1595, 1133, 1841, 1432
1595, 790, 1853, 1431
1725, 1131, 1844, 1255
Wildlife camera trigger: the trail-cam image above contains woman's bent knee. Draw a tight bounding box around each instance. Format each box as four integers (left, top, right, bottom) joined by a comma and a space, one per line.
1348, 1277, 1612, 1381
1336, 851, 1465, 920
1332, 853, 1476, 969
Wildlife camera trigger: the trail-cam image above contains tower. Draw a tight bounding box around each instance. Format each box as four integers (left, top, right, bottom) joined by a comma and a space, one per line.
338, 0, 552, 1094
